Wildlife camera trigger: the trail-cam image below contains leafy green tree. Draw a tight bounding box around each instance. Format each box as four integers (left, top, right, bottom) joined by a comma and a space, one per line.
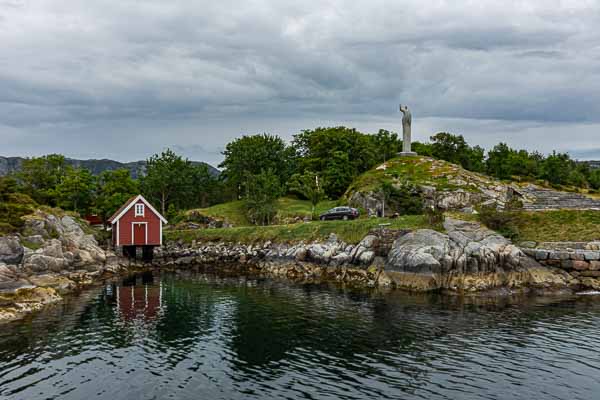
187, 164, 223, 208
288, 171, 327, 218
244, 170, 283, 225
322, 151, 355, 198
18, 154, 67, 205
588, 169, 600, 190
55, 167, 96, 214
95, 169, 139, 224
486, 143, 541, 180
371, 129, 401, 163
141, 149, 192, 215
141, 149, 225, 214
292, 127, 378, 197
0, 176, 18, 202
486, 143, 513, 179
220, 134, 294, 198
430, 132, 485, 172
412, 141, 433, 156
539, 152, 576, 186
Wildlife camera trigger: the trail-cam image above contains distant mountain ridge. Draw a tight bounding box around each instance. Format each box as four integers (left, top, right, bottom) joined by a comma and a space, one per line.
0, 156, 220, 179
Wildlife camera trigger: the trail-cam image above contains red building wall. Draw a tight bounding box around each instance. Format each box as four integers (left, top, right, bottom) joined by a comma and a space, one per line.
116, 201, 162, 246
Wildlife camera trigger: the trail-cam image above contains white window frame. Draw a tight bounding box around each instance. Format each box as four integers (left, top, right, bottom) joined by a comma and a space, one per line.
135, 203, 145, 217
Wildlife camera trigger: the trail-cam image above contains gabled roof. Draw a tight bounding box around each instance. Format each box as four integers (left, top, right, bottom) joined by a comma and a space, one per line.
107, 194, 168, 224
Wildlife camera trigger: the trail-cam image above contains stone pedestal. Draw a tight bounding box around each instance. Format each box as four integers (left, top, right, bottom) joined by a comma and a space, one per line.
397, 151, 417, 157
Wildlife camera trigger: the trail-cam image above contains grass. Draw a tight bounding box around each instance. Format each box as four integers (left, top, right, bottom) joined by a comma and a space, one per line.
344, 156, 488, 198
0, 193, 36, 234
20, 238, 42, 250
274, 197, 337, 221
166, 216, 433, 245
185, 197, 339, 227
507, 210, 600, 243
191, 200, 250, 225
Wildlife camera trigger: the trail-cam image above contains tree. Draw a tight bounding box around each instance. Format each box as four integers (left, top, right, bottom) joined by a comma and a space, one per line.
141, 149, 191, 215
288, 171, 327, 218
186, 164, 223, 208
486, 143, 513, 179
0, 176, 18, 202
539, 152, 575, 186
322, 151, 355, 198
244, 170, 283, 225
95, 169, 139, 224
55, 167, 96, 214
371, 129, 401, 163
220, 134, 294, 198
486, 143, 541, 180
18, 154, 67, 205
588, 169, 600, 190
292, 127, 378, 197
430, 132, 485, 172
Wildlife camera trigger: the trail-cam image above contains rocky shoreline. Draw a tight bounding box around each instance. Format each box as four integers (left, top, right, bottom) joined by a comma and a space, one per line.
0, 211, 130, 323
158, 218, 576, 294
1, 210, 595, 324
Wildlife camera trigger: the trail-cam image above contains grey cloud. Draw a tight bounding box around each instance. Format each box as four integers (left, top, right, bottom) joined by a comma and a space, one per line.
1, 0, 600, 162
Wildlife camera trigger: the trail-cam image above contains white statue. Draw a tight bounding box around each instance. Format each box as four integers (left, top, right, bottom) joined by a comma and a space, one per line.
398, 104, 416, 156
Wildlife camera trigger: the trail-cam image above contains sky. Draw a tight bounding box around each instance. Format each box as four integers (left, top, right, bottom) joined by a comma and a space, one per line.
1, 0, 600, 167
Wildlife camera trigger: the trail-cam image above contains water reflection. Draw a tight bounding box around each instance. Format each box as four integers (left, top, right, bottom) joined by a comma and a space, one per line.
1, 270, 600, 400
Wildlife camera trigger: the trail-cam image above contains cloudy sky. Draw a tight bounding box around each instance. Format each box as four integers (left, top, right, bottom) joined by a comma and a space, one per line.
1, 0, 600, 166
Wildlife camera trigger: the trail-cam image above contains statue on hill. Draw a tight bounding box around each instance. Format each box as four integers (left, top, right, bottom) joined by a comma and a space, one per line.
398, 104, 417, 156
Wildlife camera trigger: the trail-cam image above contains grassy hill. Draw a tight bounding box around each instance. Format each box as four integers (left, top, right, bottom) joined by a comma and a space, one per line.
345, 155, 505, 199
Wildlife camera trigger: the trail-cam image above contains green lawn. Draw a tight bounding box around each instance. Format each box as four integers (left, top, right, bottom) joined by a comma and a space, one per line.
510, 210, 600, 243
186, 197, 338, 227
166, 216, 432, 245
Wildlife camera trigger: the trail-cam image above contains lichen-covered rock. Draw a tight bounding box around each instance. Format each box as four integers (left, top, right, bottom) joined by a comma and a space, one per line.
0, 263, 17, 282
0, 236, 24, 265
23, 253, 66, 272
27, 274, 76, 295
385, 218, 564, 292
386, 229, 452, 274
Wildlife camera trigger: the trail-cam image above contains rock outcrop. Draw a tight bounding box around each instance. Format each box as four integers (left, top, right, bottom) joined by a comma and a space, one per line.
0, 211, 126, 323
385, 218, 569, 291
346, 157, 513, 215
0, 236, 24, 264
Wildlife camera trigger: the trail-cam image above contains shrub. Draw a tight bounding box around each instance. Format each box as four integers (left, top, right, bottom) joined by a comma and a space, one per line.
381, 181, 424, 215
424, 205, 445, 229
478, 206, 520, 240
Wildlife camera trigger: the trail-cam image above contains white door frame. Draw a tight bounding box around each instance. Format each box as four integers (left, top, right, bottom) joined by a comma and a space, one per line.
132, 222, 148, 245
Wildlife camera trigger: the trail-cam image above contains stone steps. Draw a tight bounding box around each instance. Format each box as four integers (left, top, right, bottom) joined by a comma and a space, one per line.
517, 186, 600, 211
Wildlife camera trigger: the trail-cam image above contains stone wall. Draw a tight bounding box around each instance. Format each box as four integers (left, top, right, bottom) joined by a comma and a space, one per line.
522, 245, 600, 286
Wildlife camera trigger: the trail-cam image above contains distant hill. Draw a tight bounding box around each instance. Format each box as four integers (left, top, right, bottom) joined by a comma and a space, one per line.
0, 156, 220, 179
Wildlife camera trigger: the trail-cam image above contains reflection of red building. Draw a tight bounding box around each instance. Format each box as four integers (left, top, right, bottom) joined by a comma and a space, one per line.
116, 284, 163, 321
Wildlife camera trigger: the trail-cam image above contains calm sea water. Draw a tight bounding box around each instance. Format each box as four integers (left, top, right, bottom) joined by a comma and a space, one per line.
2, 270, 600, 400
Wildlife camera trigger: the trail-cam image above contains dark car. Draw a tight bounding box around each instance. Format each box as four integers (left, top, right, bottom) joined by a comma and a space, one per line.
319, 206, 359, 221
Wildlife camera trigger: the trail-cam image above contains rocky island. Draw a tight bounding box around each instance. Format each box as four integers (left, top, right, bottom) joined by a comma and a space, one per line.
3, 152, 600, 324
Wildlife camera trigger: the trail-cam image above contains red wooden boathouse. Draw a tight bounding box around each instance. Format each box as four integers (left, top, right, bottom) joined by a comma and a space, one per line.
108, 194, 167, 259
